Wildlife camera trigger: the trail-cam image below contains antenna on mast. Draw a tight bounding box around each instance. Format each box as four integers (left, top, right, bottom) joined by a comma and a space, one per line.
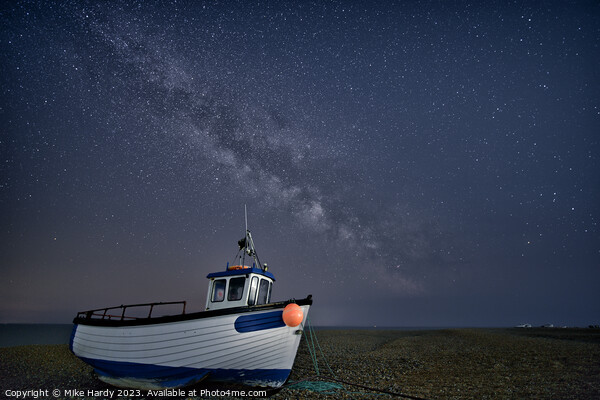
244, 204, 248, 234
237, 204, 266, 272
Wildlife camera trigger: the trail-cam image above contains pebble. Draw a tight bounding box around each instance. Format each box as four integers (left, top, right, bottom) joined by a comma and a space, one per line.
1, 328, 599, 399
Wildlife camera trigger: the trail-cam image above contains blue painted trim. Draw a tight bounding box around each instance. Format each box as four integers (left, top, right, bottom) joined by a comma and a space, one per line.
207, 267, 275, 281
78, 356, 290, 388
234, 311, 285, 333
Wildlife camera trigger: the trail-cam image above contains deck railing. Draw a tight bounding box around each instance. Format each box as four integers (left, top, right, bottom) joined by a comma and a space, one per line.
76, 301, 187, 321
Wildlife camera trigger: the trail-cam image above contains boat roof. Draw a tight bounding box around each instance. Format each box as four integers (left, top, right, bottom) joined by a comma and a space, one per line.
206, 267, 276, 281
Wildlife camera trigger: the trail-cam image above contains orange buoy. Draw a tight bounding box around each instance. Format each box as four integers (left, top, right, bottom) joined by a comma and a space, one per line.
282, 303, 304, 327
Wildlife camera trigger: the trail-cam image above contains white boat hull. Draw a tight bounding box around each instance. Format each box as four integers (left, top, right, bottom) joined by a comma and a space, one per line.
71, 304, 310, 389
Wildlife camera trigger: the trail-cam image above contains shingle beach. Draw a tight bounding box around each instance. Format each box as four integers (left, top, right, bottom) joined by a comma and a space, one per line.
1, 328, 598, 399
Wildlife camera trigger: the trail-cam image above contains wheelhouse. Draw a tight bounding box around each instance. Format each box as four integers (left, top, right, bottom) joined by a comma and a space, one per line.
205, 265, 275, 311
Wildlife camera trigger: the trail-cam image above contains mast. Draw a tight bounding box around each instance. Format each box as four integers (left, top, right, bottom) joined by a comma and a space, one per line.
239, 205, 265, 271
245, 204, 248, 234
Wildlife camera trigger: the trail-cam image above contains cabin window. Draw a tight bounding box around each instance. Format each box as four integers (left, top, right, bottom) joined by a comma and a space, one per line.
248, 277, 259, 306
257, 279, 270, 305
267, 281, 272, 303
228, 277, 246, 301
212, 279, 226, 302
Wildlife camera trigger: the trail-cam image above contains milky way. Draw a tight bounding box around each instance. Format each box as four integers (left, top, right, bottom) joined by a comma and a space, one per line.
1, 1, 598, 326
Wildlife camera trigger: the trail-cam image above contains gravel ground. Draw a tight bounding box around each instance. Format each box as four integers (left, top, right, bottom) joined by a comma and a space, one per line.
1, 328, 598, 399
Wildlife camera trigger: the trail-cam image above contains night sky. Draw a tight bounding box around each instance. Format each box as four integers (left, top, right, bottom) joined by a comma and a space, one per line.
1, 1, 598, 327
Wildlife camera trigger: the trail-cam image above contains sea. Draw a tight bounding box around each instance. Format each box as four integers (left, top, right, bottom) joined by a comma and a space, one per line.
0, 323, 454, 348
0, 324, 74, 348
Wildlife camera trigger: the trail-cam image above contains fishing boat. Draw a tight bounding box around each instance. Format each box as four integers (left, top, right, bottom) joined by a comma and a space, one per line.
70, 224, 312, 389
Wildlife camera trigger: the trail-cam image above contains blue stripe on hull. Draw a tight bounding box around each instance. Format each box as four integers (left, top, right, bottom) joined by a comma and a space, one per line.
234, 310, 285, 333
79, 357, 291, 388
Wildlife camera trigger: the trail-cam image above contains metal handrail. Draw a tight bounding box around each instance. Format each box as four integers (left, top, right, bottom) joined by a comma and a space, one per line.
77, 301, 187, 321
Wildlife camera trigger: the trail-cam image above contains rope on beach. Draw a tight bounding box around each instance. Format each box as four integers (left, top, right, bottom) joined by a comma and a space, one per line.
280, 318, 432, 400
283, 374, 431, 399
285, 378, 344, 393
310, 317, 336, 376
305, 316, 320, 376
